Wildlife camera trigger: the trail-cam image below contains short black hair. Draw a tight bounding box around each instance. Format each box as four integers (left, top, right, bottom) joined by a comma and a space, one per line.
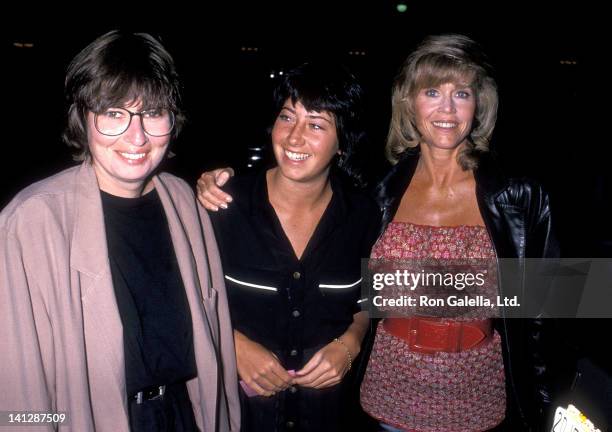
273, 62, 367, 185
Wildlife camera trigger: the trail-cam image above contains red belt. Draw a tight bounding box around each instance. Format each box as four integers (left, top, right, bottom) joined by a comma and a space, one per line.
383, 317, 492, 354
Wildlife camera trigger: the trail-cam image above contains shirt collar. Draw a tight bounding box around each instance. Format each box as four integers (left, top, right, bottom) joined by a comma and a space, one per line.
251, 169, 347, 219
250, 169, 349, 261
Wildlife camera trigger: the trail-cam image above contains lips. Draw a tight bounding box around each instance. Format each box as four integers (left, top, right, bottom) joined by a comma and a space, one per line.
432, 121, 458, 129
116, 151, 148, 164
284, 149, 311, 161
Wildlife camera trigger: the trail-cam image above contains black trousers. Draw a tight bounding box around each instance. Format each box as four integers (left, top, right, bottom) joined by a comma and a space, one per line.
128, 382, 198, 432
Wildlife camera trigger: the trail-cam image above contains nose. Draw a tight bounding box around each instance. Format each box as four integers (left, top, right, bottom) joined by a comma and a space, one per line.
123, 114, 148, 146
287, 122, 305, 147
439, 94, 456, 113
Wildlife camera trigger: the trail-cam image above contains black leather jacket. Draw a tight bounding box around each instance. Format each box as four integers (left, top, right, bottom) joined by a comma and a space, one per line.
374, 147, 560, 431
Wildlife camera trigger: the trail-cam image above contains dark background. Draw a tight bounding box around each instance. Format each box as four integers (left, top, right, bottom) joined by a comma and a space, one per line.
4, 2, 611, 427
2, 2, 596, 255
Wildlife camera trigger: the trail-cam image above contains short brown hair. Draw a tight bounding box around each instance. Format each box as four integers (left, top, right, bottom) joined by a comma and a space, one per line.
63, 30, 185, 161
386, 34, 498, 169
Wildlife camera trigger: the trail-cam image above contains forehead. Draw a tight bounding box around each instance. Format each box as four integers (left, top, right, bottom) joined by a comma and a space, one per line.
282, 99, 334, 118
92, 99, 149, 115
89, 80, 170, 112
108, 99, 144, 110
412, 62, 476, 91
415, 74, 475, 91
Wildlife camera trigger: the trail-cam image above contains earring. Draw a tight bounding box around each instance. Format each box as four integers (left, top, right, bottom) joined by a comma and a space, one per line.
337, 150, 346, 167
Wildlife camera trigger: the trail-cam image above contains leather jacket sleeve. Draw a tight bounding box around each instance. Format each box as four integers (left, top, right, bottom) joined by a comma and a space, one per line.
523, 179, 559, 259
522, 180, 560, 430
489, 179, 561, 431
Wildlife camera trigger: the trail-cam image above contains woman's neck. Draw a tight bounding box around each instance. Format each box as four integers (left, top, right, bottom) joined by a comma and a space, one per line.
266, 168, 332, 212
417, 143, 471, 188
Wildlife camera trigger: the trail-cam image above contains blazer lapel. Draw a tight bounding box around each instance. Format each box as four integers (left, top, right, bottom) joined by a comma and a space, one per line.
154, 175, 219, 432
69, 162, 128, 429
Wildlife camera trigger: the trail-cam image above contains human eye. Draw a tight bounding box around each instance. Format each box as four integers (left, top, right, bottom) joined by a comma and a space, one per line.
424, 88, 439, 97
143, 108, 163, 118
277, 113, 293, 122
309, 123, 325, 131
102, 109, 126, 119
455, 89, 472, 99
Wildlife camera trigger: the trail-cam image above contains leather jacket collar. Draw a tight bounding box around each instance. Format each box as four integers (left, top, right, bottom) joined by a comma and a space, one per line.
376, 147, 506, 228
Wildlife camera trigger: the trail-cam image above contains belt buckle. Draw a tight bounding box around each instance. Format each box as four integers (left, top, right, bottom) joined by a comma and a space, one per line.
409, 319, 458, 354
135, 385, 166, 404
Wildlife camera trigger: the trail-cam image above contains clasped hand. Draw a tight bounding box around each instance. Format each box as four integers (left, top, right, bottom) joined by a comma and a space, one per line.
235, 332, 352, 397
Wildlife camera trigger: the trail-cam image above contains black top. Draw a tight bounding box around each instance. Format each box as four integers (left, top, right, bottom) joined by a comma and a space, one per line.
101, 189, 197, 397
210, 171, 380, 364
209, 170, 381, 431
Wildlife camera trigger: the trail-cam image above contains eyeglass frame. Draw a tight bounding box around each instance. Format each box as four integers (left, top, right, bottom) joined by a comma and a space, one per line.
93, 107, 176, 137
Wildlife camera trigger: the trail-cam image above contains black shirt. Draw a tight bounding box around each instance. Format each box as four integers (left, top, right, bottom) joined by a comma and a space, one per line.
101, 189, 197, 397
209, 170, 381, 431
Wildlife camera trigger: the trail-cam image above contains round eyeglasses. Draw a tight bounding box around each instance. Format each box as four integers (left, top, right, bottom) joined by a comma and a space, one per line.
94, 108, 175, 137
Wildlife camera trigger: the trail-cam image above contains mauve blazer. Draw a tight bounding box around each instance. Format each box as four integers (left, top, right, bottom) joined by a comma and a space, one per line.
0, 162, 240, 431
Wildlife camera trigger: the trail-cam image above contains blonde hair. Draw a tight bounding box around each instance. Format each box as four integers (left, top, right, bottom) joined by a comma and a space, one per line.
386, 34, 498, 169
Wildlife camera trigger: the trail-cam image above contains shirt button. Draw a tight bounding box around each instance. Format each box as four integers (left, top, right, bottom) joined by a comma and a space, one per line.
289, 386, 298, 394
286, 420, 295, 428
292, 309, 301, 318
290, 349, 298, 357
292, 271, 301, 280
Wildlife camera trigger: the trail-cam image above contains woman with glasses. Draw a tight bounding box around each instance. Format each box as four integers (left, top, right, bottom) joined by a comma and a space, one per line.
0, 30, 239, 431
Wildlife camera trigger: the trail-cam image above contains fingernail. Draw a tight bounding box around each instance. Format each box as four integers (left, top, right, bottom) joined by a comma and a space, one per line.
226, 197, 233, 202
220, 203, 228, 209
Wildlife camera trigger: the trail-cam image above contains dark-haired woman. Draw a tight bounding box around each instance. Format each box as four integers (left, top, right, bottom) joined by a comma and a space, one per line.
203, 63, 381, 431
